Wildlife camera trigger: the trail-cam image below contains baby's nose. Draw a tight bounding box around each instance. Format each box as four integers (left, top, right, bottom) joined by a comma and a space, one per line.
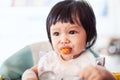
60, 35, 70, 44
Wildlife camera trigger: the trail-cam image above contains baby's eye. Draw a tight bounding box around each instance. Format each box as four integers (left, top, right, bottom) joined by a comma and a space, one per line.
69, 30, 77, 34
53, 32, 59, 36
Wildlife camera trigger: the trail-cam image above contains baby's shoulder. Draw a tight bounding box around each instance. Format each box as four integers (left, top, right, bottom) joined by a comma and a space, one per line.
38, 51, 57, 63
43, 50, 57, 59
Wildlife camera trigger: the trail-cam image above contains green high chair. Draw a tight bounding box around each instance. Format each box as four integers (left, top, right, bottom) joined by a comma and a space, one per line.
0, 41, 52, 80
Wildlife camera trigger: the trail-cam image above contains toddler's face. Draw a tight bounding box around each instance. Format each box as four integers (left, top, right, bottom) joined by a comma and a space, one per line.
50, 22, 86, 60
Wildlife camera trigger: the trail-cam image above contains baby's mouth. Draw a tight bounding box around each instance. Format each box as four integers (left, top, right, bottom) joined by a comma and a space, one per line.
61, 47, 72, 54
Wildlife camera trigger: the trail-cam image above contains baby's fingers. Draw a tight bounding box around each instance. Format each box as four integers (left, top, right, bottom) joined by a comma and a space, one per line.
79, 65, 102, 80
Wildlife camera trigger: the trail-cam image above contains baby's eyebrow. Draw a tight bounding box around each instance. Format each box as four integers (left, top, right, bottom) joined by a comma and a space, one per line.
69, 26, 81, 29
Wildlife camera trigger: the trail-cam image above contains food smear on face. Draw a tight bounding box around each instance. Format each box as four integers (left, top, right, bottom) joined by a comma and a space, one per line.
61, 48, 71, 54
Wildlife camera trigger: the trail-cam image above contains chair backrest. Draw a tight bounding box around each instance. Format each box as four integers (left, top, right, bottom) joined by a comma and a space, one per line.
29, 41, 53, 64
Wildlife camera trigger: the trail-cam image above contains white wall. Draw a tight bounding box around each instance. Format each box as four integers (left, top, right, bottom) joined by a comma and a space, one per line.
0, 7, 50, 65
90, 0, 120, 49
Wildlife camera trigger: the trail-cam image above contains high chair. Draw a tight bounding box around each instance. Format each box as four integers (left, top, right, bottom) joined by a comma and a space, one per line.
0, 41, 52, 80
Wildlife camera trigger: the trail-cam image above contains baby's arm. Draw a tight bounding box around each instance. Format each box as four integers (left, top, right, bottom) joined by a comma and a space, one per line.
22, 65, 38, 80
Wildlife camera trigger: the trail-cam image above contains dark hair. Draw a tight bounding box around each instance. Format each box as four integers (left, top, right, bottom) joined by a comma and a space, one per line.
46, 0, 97, 49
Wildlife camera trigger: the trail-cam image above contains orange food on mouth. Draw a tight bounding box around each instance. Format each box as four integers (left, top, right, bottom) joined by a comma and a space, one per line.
61, 48, 71, 54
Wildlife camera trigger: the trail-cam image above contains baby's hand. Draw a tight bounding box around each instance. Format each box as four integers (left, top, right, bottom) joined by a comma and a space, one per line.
31, 65, 38, 75
79, 65, 115, 80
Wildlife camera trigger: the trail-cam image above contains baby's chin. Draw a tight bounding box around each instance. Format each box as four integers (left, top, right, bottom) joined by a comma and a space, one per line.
60, 54, 74, 61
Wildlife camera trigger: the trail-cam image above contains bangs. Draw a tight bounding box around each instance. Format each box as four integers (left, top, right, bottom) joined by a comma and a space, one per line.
54, 10, 77, 24
48, 1, 81, 26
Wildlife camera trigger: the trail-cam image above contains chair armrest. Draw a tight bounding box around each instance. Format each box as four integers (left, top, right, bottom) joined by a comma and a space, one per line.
0, 46, 34, 80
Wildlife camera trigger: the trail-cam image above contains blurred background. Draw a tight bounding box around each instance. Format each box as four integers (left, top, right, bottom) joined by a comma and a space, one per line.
0, 0, 120, 71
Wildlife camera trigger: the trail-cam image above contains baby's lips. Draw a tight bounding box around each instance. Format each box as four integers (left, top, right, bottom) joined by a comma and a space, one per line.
61, 48, 71, 54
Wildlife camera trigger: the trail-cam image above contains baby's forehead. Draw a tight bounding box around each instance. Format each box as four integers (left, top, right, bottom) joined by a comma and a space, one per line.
53, 15, 82, 26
